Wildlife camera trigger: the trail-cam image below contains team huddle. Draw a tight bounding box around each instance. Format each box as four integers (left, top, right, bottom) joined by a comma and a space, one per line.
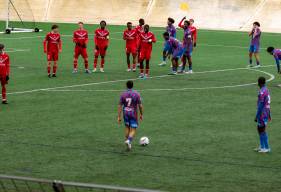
1, 18, 281, 153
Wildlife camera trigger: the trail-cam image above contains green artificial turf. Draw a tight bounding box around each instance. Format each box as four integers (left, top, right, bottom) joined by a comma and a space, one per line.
0, 21, 281, 192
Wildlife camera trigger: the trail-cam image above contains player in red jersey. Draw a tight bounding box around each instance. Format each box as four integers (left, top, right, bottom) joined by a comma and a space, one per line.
93, 20, 109, 73
0, 44, 10, 104
43, 25, 62, 78
135, 18, 145, 66
139, 24, 156, 78
189, 18, 197, 47
123, 22, 138, 72
73, 22, 90, 74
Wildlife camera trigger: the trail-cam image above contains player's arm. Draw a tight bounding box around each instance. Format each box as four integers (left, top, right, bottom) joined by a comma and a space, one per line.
150, 34, 156, 43
6, 55, 10, 81
118, 104, 123, 123
178, 16, 186, 28
138, 103, 143, 121
249, 28, 254, 36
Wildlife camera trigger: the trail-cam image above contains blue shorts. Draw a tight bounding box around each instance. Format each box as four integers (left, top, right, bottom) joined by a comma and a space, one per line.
124, 115, 138, 128
183, 46, 193, 57
173, 48, 184, 59
249, 45, 259, 53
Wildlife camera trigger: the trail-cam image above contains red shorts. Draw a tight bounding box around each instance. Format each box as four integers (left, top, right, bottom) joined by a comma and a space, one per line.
126, 45, 137, 55
95, 45, 108, 56
47, 51, 59, 61
74, 46, 88, 59
139, 48, 152, 61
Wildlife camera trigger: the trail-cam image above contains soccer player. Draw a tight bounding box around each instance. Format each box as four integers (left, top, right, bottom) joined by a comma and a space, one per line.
249, 22, 261, 67
118, 80, 143, 151
139, 24, 156, 78
178, 17, 193, 73
135, 18, 145, 66
73, 21, 90, 74
123, 22, 138, 72
159, 17, 177, 66
162, 32, 184, 75
93, 20, 109, 73
43, 24, 62, 78
254, 76, 271, 153
189, 18, 197, 48
0, 44, 10, 104
266, 47, 281, 74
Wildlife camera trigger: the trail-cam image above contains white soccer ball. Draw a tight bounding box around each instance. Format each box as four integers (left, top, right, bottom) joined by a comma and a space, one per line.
139, 136, 149, 146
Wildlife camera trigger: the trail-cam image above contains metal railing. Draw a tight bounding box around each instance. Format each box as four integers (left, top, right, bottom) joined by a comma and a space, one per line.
0, 174, 163, 192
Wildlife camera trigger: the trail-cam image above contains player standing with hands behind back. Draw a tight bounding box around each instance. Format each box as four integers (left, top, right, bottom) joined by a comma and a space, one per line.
118, 80, 143, 151
93, 20, 109, 73
0, 44, 10, 104
43, 25, 62, 78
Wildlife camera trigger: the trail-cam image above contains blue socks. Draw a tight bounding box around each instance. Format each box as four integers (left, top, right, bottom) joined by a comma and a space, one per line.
259, 132, 269, 149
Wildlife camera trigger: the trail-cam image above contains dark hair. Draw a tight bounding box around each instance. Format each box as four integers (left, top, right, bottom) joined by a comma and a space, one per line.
267, 46, 274, 53
126, 80, 133, 89
78, 21, 84, 24
0, 44, 4, 50
100, 20, 107, 26
190, 18, 194, 22
163, 32, 169, 37
258, 76, 266, 86
127, 22, 132, 25
253, 21, 260, 27
184, 20, 190, 26
139, 18, 145, 25
168, 17, 175, 24
51, 24, 59, 30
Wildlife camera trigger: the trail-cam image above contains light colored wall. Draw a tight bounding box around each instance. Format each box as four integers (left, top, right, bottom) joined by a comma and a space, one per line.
0, 0, 280, 32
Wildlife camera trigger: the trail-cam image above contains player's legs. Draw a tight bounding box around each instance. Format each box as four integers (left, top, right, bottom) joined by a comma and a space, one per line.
125, 126, 130, 140
187, 56, 193, 73
132, 53, 137, 71
73, 47, 80, 73
254, 53, 260, 67
1, 77, 7, 103
52, 52, 58, 77
126, 53, 131, 71
93, 47, 100, 72
159, 50, 167, 66
181, 55, 187, 72
145, 60, 150, 77
81, 48, 89, 73
249, 45, 254, 66
257, 124, 270, 153
100, 46, 107, 72
170, 58, 178, 74
139, 50, 145, 77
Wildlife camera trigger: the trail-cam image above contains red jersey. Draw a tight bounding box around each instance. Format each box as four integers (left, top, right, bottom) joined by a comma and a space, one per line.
43, 32, 61, 52
73, 29, 88, 46
139, 31, 156, 50
94, 28, 109, 46
123, 29, 137, 47
0, 52, 10, 76
135, 25, 144, 36
189, 26, 197, 43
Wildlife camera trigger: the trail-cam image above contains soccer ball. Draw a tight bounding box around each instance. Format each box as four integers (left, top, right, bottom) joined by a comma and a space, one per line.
139, 137, 149, 146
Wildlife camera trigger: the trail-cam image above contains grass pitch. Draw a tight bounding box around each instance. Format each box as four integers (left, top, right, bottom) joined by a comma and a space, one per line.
0, 21, 281, 192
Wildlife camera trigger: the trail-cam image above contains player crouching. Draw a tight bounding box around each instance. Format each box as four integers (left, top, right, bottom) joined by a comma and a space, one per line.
139, 25, 156, 79
0, 44, 10, 104
266, 47, 281, 74
73, 22, 90, 74
93, 20, 109, 73
162, 32, 184, 75
118, 81, 143, 151
43, 25, 62, 78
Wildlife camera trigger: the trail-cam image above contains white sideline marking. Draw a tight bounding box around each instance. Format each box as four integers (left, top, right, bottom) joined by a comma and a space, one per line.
5, 48, 31, 53
7, 65, 275, 95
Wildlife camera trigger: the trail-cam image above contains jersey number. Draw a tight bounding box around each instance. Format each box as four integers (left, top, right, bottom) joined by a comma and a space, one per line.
126, 98, 132, 107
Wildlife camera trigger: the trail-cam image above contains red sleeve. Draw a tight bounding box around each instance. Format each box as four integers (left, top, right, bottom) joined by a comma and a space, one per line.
6, 55, 10, 75
178, 18, 185, 29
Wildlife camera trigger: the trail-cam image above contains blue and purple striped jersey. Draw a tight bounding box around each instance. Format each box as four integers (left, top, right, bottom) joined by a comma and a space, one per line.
256, 86, 271, 126
250, 28, 261, 47
119, 89, 142, 119
166, 24, 177, 38
273, 49, 281, 61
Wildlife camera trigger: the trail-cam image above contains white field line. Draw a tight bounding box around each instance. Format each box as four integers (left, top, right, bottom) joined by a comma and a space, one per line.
5, 48, 31, 53
7, 65, 275, 95
43, 68, 275, 92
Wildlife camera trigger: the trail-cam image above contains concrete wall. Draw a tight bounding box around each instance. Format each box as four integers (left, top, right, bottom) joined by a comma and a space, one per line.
0, 0, 280, 32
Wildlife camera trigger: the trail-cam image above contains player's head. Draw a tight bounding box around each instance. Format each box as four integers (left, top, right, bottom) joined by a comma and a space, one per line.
100, 20, 107, 29
126, 80, 134, 89
253, 21, 260, 28
127, 22, 133, 30
0, 44, 4, 52
51, 24, 59, 33
167, 17, 175, 25
139, 18, 145, 26
144, 24, 149, 33
163, 32, 170, 40
78, 21, 84, 29
258, 76, 266, 88
267, 47, 274, 55
184, 20, 190, 29
189, 18, 194, 25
